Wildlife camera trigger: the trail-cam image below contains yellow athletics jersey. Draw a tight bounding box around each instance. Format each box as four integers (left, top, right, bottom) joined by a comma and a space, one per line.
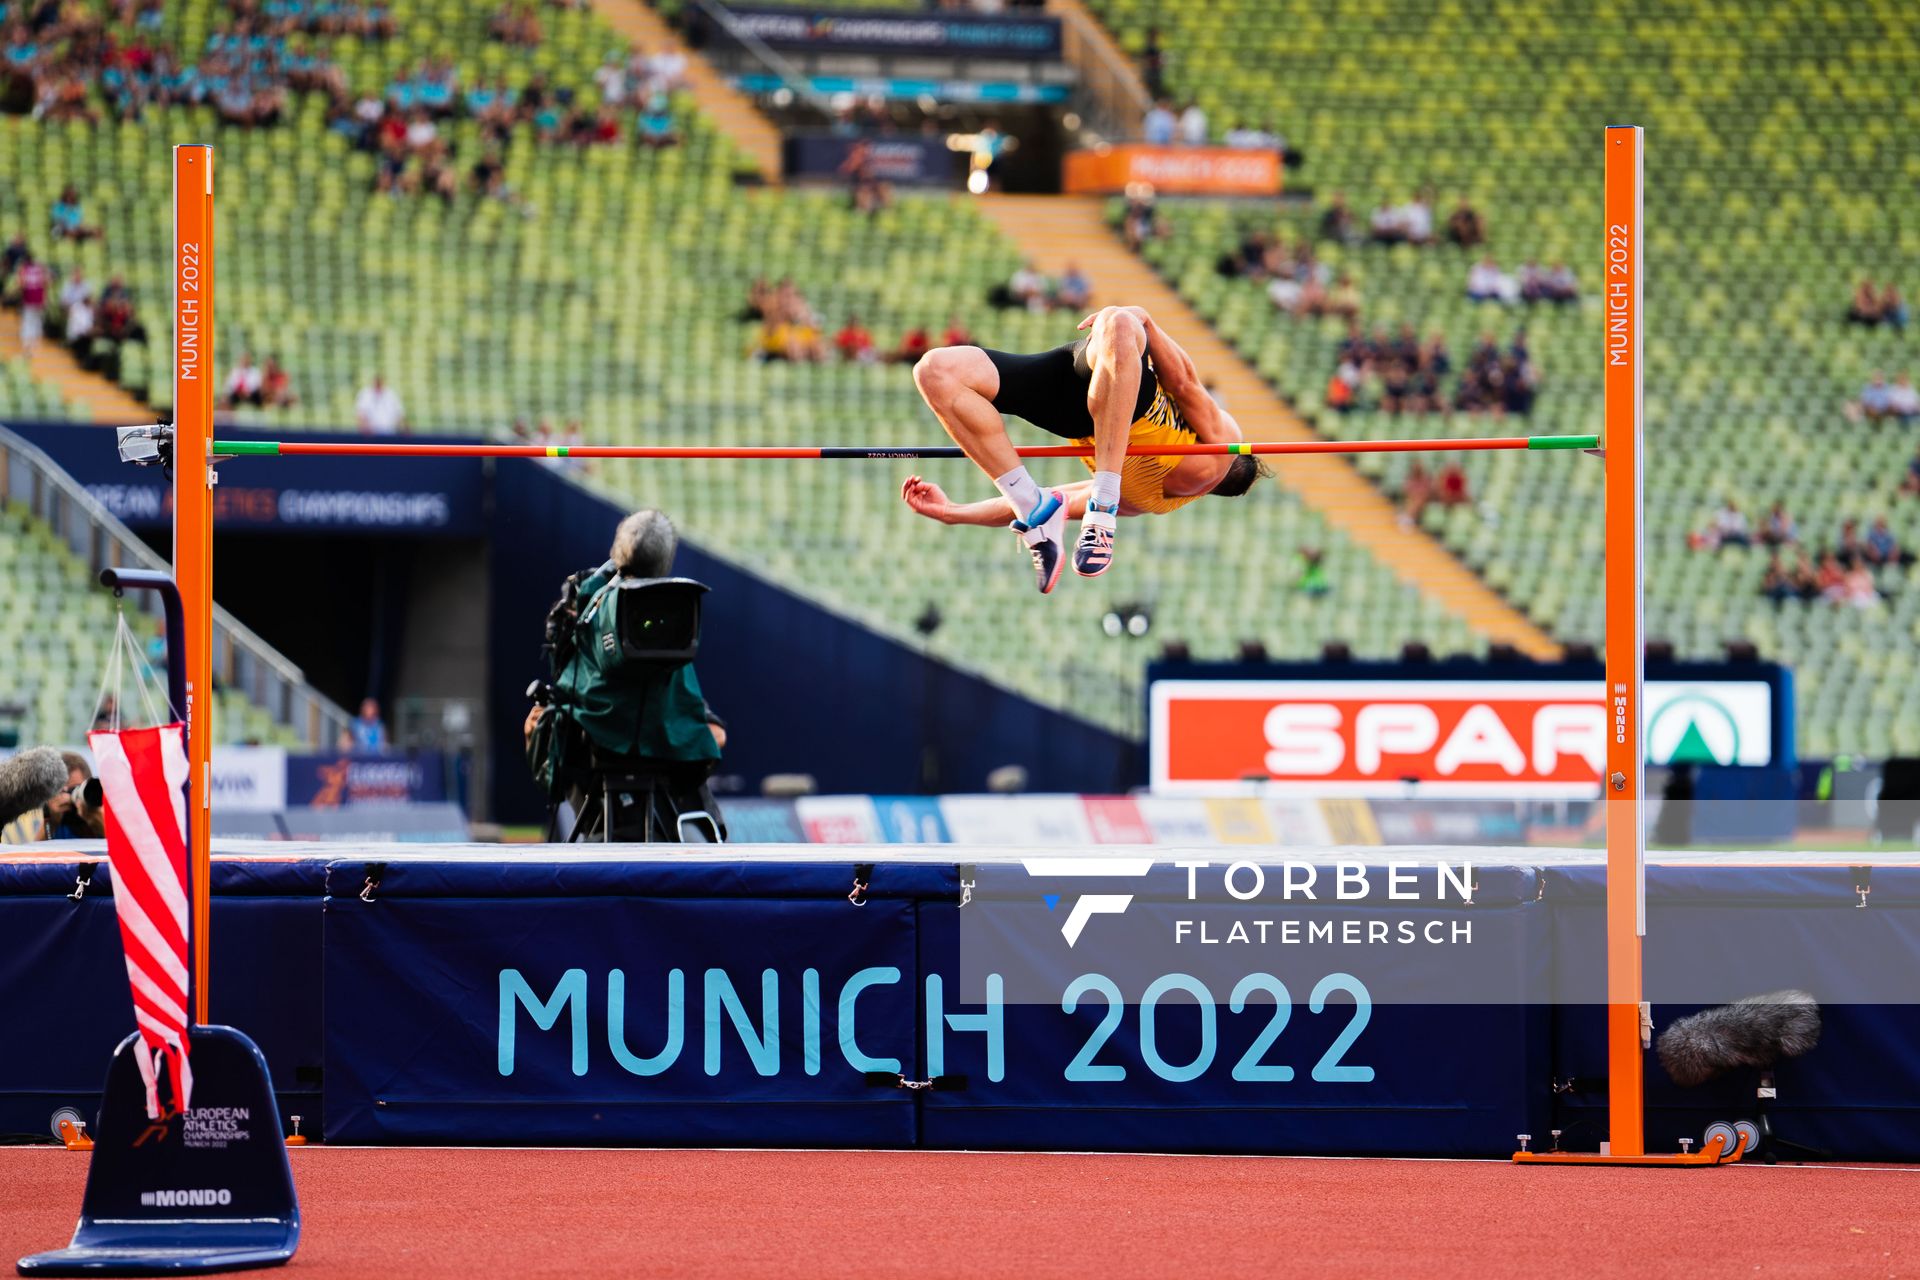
1071, 384, 1205, 515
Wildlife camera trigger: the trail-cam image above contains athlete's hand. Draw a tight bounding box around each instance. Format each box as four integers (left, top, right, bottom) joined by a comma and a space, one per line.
900, 475, 954, 523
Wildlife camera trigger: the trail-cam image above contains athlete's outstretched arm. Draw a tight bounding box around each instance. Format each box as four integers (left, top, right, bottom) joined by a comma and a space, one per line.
902, 476, 1105, 526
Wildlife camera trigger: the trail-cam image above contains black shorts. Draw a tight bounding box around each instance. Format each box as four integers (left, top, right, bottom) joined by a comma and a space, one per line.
981, 338, 1158, 440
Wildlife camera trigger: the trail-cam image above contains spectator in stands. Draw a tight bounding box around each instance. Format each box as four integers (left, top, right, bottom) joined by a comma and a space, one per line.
1467, 255, 1517, 304
1851, 371, 1894, 422
57, 266, 91, 321
941, 314, 973, 349
1120, 187, 1164, 251
1881, 282, 1910, 331
1293, 546, 1330, 597
1544, 261, 1579, 303
1223, 120, 1268, 149
1713, 499, 1752, 548
350, 698, 389, 752
1009, 259, 1051, 313
574, 105, 619, 146
839, 138, 888, 214
1889, 372, 1920, 422
1177, 99, 1208, 146
1445, 198, 1486, 248
1437, 463, 1471, 510
1760, 500, 1797, 547
1372, 190, 1433, 246
1867, 516, 1910, 567
892, 325, 932, 366
14, 253, 49, 354
642, 45, 687, 97
1812, 548, 1846, 601
1142, 98, 1175, 145
1319, 192, 1358, 246
48, 186, 101, 242
834, 315, 876, 364
94, 274, 142, 343
222, 352, 266, 409
1836, 518, 1869, 567
593, 49, 629, 106
1760, 552, 1796, 604
1399, 464, 1433, 526
262, 354, 297, 408
1904, 446, 1920, 499
489, 2, 541, 48
1326, 357, 1361, 414
1140, 26, 1165, 98
1518, 260, 1549, 304
2, 234, 28, 293
1057, 262, 1091, 312
1324, 273, 1361, 322
1847, 278, 1884, 325
636, 92, 679, 149
63, 287, 94, 346
355, 374, 406, 435
1841, 561, 1881, 609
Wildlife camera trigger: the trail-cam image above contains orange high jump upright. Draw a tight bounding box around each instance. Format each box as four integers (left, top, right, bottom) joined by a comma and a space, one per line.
173, 144, 215, 1025
1517, 125, 1722, 1166
1602, 123, 1648, 1158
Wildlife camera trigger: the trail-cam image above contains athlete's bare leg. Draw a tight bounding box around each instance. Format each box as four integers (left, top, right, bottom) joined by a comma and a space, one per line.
1083, 307, 1145, 482
912, 344, 1070, 594
1074, 307, 1145, 576
911, 346, 1019, 479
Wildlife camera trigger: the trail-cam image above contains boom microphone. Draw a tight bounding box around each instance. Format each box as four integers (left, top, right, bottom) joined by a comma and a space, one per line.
1656, 989, 1822, 1088
0, 747, 70, 829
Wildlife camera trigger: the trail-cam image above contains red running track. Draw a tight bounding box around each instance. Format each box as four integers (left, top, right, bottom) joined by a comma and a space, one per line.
3, 1147, 1917, 1279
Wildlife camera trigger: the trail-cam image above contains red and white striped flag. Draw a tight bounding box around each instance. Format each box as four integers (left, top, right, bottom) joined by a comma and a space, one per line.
89, 724, 194, 1119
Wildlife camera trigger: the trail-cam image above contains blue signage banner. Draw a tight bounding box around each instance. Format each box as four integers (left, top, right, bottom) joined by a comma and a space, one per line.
9, 423, 485, 536
715, 7, 1061, 58
285, 752, 449, 807
784, 133, 958, 187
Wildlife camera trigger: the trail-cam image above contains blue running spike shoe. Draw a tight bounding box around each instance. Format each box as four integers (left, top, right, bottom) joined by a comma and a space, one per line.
1010, 488, 1068, 595
1074, 502, 1118, 577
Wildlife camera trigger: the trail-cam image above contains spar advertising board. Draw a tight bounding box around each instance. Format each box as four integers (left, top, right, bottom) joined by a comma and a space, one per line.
1148, 664, 1793, 796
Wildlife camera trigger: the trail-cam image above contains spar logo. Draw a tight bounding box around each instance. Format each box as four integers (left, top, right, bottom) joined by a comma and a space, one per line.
1020, 857, 1152, 946
1149, 679, 1775, 796
140, 1188, 233, 1207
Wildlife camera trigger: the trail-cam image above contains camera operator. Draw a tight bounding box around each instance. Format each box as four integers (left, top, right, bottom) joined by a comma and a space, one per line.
526, 509, 727, 840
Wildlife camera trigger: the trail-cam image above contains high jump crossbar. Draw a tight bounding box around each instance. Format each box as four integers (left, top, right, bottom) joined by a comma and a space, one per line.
209, 435, 1598, 460
168, 129, 1668, 1161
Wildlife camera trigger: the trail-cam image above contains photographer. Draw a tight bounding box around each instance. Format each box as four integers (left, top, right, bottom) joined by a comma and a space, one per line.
526, 509, 727, 841
0, 750, 104, 843
43, 753, 105, 839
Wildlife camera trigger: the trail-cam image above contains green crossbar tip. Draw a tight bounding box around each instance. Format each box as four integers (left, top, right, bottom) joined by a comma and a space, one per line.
1527, 434, 1601, 451
215, 441, 282, 456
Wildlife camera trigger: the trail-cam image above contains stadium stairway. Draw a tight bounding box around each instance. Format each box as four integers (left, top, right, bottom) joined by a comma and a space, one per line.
975, 194, 1560, 658
591, 0, 783, 179
0, 309, 150, 424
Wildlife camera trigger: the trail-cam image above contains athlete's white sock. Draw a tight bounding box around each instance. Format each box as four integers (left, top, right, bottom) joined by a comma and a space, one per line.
1090, 470, 1122, 513
995, 466, 1046, 522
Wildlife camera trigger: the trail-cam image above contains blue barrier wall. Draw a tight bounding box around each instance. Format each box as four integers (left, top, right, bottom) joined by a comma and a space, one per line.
4, 852, 1916, 1159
